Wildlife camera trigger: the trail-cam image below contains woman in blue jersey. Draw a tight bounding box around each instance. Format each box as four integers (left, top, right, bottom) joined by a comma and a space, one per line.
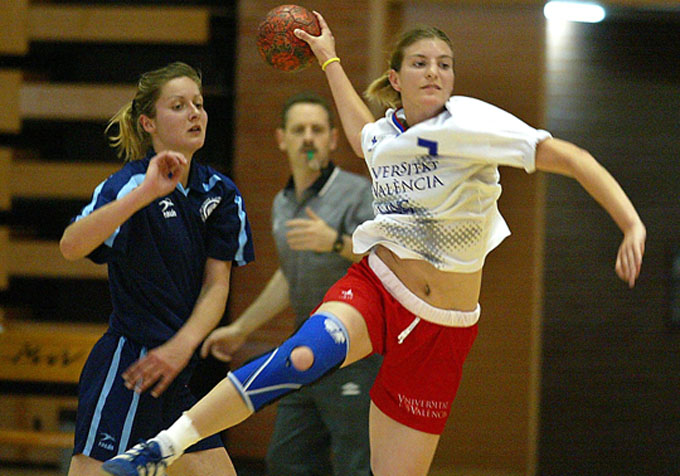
60, 62, 253, 476
102, 18, 645, 476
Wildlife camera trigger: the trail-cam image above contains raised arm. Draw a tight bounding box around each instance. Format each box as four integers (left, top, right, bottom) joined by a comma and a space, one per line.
295, 12, 374, 157
535, 137, 646, 287
59, 150, 187, 260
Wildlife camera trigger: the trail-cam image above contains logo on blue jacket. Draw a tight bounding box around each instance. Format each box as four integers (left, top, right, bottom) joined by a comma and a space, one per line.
200, 197, 222, 222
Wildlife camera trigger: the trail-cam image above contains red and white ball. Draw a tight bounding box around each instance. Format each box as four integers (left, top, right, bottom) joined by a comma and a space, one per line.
256, 5, 321, 72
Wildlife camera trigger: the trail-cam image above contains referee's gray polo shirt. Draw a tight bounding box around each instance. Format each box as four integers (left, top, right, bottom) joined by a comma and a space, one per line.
272, 163, 374, 327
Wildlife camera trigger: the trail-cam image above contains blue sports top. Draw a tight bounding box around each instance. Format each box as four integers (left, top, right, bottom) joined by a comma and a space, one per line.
73, 151, 254, 347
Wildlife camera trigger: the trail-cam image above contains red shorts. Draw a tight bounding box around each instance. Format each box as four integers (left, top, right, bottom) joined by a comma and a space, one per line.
320, 254, 479, 434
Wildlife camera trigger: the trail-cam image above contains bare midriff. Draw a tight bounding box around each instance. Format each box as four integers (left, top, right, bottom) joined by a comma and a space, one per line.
375, 245, 482, 312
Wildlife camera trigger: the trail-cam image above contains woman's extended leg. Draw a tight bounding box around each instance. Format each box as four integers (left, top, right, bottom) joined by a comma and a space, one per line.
368, 402, 440, 476
102, 302, 373, 476
168, 447, 236, 476
67, 453, 107, 476
186, 301, 372, 438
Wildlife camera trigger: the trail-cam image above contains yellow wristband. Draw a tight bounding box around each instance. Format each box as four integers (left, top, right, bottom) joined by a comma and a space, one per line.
321, 57, 341, 71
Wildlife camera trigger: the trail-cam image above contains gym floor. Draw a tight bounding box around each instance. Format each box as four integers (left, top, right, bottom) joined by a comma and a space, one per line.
0, 457, 266, 476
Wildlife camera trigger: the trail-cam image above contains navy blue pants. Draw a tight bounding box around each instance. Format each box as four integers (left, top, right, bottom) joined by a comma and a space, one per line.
73, 330, 223, 461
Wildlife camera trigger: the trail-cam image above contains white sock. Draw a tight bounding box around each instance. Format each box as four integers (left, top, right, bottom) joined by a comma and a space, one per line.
154, 413, 201, 462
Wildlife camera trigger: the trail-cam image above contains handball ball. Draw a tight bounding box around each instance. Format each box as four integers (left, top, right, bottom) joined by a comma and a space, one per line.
257, 5, 321, 72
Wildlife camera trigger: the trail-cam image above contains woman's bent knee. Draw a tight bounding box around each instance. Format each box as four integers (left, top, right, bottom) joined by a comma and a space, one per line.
290, 346, 314, 370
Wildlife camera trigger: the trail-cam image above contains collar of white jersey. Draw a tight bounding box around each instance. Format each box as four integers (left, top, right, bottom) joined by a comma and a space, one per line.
387, 98, 457, 134
388, 108, 408, 133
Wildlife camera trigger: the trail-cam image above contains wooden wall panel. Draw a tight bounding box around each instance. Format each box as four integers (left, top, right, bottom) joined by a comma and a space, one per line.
388, 0, 679, 8
20, 83, 136, 121
0, 70, 22, 134
0, 320, 105, 383
0, 149, 9, 291
9, 161, 119, 200
0, 0, 28, 55
0, 0, 234, 466
0, 148, 10, 211
0, 227, 8, 291
540, 12, 680, 475
28, 5, 210, 44
7, 241, 107, 280
0, 395, 77, 464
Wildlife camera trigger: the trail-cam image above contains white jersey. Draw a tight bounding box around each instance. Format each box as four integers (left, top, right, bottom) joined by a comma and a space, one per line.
355, 96, 552, 272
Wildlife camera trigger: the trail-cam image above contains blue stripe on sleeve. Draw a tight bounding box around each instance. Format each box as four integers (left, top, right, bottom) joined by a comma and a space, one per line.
203, 174, 223, 192
103, 173, 146, 248
75, 179, 107, 221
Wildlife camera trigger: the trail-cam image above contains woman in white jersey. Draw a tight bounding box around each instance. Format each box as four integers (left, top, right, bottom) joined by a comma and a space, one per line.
102, 15, 646, 476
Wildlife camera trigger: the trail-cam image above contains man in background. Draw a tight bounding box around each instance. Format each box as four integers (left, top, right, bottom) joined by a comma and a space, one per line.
202, 91, 380, 476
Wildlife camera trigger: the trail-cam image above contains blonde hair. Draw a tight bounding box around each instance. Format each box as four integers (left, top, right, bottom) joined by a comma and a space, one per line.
105, 62, 203, 161
364, 26, 454, 110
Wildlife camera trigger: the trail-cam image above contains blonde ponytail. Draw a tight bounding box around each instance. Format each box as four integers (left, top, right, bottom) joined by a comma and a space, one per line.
364, 71, 401, 110
105, 101, 149, 162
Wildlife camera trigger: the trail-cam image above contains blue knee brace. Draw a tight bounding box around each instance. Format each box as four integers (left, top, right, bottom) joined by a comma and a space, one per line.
227, 312, 349, 411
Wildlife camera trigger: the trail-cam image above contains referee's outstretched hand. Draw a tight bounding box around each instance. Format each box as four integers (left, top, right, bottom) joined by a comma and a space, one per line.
285, 207, 337, 253
200, 325, 246, 362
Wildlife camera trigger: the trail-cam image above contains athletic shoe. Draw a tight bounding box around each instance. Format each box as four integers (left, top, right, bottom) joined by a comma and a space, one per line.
101, 439, 170, 476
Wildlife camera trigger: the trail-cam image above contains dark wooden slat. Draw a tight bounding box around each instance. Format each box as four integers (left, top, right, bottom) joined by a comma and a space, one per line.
29, 5, 211, 45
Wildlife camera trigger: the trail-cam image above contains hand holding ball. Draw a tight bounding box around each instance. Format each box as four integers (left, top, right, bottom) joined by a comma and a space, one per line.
257, 5, 321, 72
